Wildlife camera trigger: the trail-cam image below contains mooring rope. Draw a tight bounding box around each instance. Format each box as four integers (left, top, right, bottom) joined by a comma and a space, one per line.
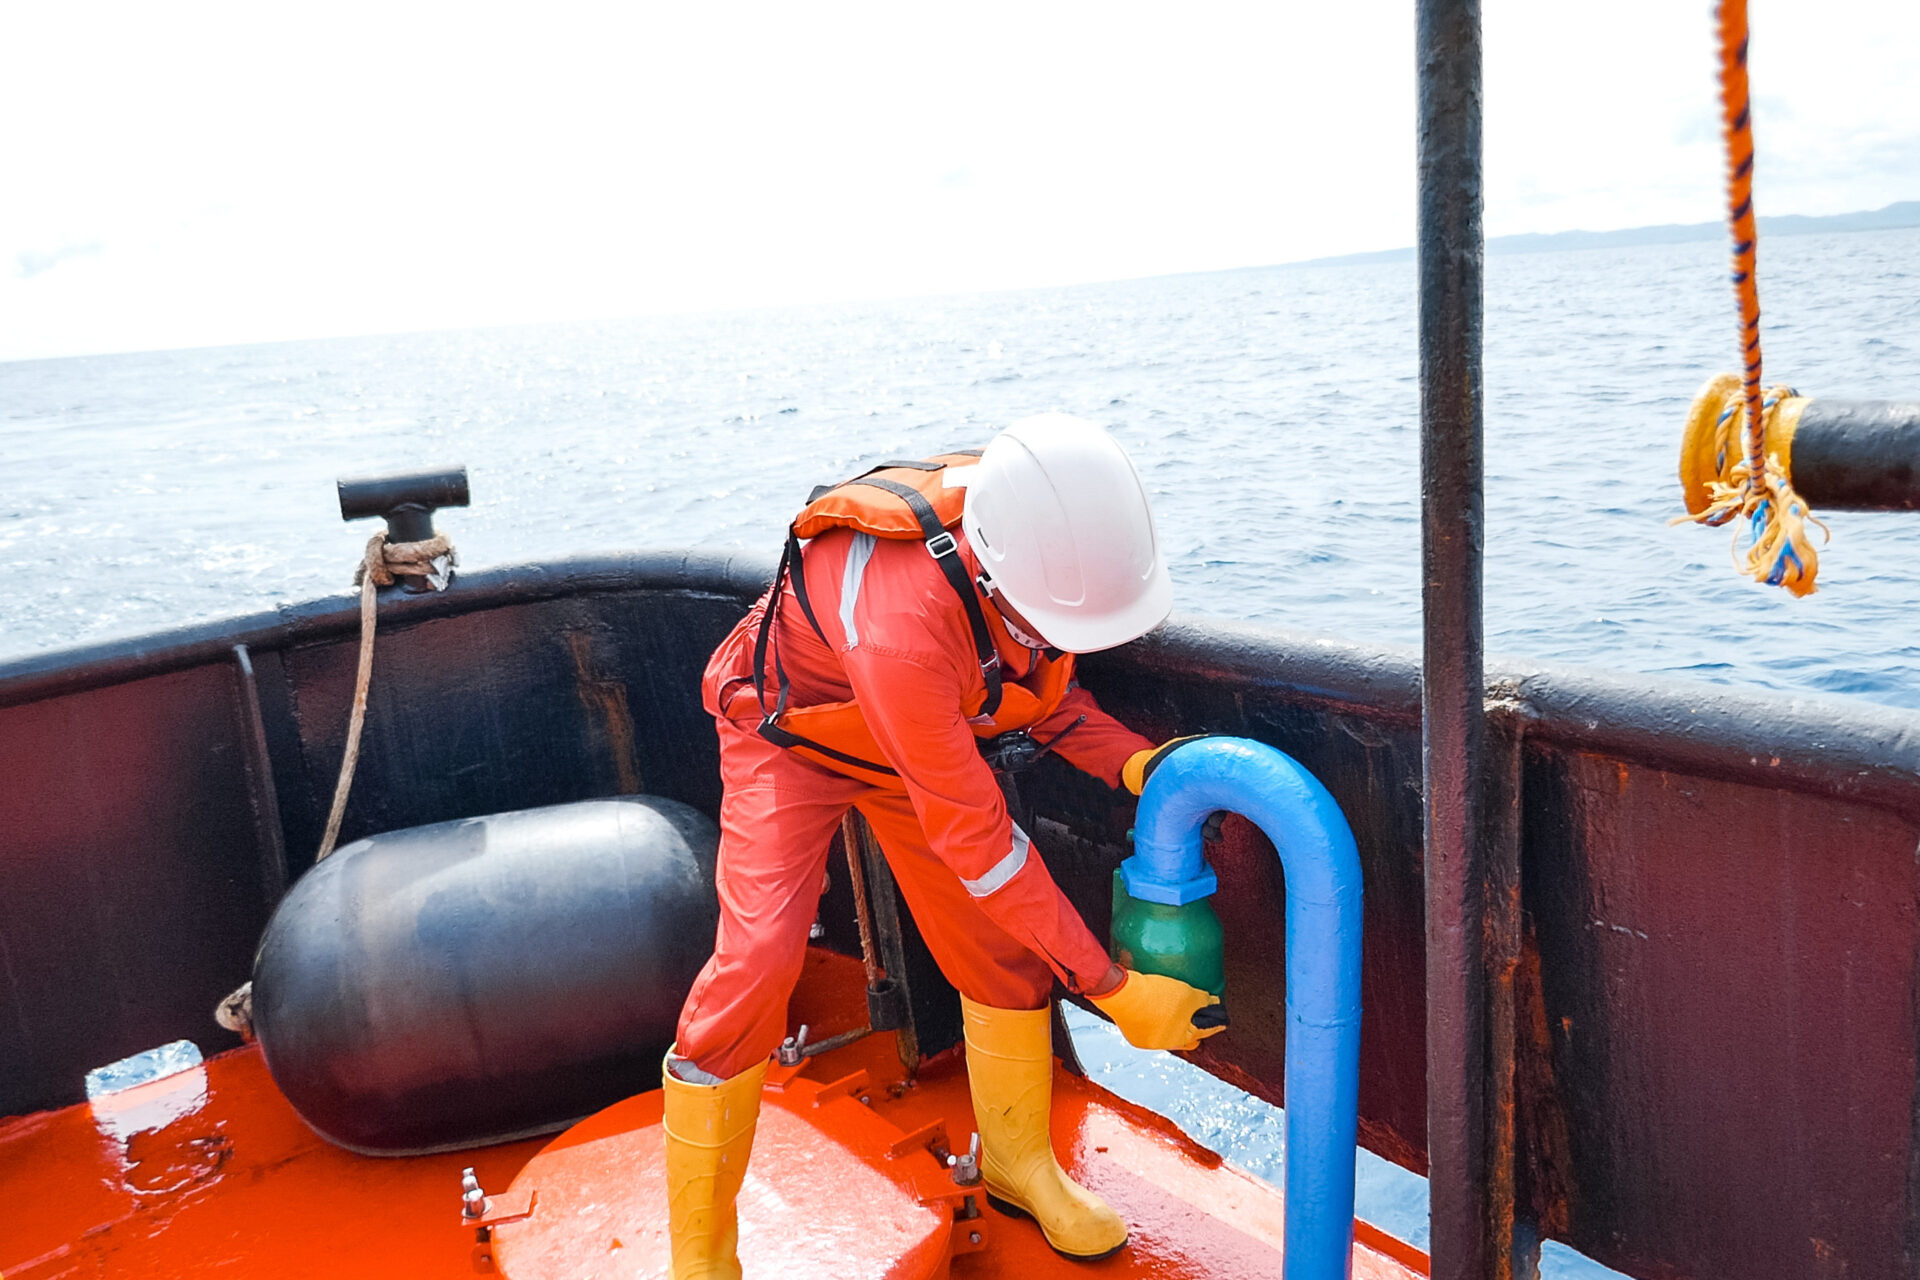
314, 531, 455, 862
1670, 0, 1827, 595
214, 530, 455, 1041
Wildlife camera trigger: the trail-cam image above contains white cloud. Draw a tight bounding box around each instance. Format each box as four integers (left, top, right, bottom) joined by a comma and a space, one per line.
1, 0, 1914, 360
1483, 0, 1920, 235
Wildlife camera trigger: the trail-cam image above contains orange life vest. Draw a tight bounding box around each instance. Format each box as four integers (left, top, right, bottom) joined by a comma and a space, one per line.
748, 452, 1078, 784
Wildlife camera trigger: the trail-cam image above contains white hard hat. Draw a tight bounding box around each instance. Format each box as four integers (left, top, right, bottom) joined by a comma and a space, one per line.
960, 413, 1172, 653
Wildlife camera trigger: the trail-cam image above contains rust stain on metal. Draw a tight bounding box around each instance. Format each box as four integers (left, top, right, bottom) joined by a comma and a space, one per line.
565, 632, 642, 795
1484, 876, 1524, 1280
1513, 932, 1575, 1239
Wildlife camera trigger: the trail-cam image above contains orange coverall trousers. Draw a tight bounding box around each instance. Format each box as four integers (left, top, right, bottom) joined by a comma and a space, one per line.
674, 715, 1056, 1081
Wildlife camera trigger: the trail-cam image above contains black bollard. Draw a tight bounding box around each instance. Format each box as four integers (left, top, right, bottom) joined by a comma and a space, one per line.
336, 467, 470, 591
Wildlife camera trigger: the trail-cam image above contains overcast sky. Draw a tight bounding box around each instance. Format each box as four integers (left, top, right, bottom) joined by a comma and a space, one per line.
4, 0, 1916, 361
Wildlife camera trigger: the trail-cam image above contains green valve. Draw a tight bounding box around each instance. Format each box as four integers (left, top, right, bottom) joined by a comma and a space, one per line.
1109, 869, 1226, 997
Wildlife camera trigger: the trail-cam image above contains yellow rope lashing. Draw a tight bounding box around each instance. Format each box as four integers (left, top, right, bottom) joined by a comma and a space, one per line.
1673, 374, 1828, 595
1670, 0, 1827, 597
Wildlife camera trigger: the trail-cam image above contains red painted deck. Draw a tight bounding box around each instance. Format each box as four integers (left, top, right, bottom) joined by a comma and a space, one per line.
0, 950, 1426, 1279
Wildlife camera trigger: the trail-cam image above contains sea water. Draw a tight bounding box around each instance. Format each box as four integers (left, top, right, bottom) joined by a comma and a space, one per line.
4, 227, 1917, 705
5, 229, 1916, 1276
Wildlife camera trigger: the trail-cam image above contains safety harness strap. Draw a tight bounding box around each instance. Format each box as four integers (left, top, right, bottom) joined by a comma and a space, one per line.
785, 530, 824, 640
751, 535, 796, 719
756, 717, 901, 777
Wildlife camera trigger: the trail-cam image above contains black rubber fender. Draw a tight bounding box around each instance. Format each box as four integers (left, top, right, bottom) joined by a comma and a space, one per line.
251, 796, 718, 1155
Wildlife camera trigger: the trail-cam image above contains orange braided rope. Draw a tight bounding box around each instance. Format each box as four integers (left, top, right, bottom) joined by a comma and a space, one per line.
1671, 0, 1827, 596
1721, 0, 1766, 484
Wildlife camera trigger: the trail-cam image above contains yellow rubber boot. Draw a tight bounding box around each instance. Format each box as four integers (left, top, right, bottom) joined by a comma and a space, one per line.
662, 1052, 769, 1280
961, 997, 1128, 1261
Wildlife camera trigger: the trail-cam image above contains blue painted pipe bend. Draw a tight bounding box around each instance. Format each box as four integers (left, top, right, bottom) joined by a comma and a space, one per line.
1120, 736, 1364, 1280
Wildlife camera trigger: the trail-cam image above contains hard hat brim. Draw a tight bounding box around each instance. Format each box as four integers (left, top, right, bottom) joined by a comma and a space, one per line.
1002, 563, 1173, 654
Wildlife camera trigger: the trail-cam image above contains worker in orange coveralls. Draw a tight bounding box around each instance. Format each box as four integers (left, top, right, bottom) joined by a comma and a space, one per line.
663, 414, 1226, 1277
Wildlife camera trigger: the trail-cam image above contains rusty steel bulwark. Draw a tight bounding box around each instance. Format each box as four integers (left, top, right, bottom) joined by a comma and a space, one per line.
1072, 621, 1920, 1280
4, 559, 1920, 1280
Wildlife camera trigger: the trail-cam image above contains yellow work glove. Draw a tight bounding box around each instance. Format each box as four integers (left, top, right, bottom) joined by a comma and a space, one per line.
1087, 969, 1227, 1052
1120, 735, 1208, 795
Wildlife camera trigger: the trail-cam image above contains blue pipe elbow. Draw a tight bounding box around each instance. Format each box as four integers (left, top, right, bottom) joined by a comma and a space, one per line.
1121, 736, 1364, 1280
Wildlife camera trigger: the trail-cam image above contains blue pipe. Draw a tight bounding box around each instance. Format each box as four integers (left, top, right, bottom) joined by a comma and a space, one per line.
1121, 736, 1363, 1280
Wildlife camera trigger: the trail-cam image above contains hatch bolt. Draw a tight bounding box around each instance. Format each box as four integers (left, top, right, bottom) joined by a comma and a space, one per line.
948, 1132, 982, 1186
777, 1025, 810, 1067
461, 1167, 491, 1219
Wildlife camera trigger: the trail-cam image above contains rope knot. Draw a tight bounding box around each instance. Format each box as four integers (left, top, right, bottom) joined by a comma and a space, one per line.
353, 531, 457, 591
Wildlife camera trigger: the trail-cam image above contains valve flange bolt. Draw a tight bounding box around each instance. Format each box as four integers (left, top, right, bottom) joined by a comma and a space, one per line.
776, 1025, 810, 1067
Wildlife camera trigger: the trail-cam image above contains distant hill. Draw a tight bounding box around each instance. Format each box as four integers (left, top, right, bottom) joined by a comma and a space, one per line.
1295, 200, 1920, 269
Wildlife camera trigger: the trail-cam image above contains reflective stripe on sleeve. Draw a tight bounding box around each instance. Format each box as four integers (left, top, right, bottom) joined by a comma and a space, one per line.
960, 822, 1031, 898
838, 532, 877, 646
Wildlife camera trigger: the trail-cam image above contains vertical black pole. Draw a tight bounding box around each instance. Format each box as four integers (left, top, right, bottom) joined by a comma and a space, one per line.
1417, 1, 1499, 1279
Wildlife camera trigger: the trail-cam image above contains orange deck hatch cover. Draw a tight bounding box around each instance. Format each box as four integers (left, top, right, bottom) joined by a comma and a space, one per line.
480, 1064, 984, 1279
